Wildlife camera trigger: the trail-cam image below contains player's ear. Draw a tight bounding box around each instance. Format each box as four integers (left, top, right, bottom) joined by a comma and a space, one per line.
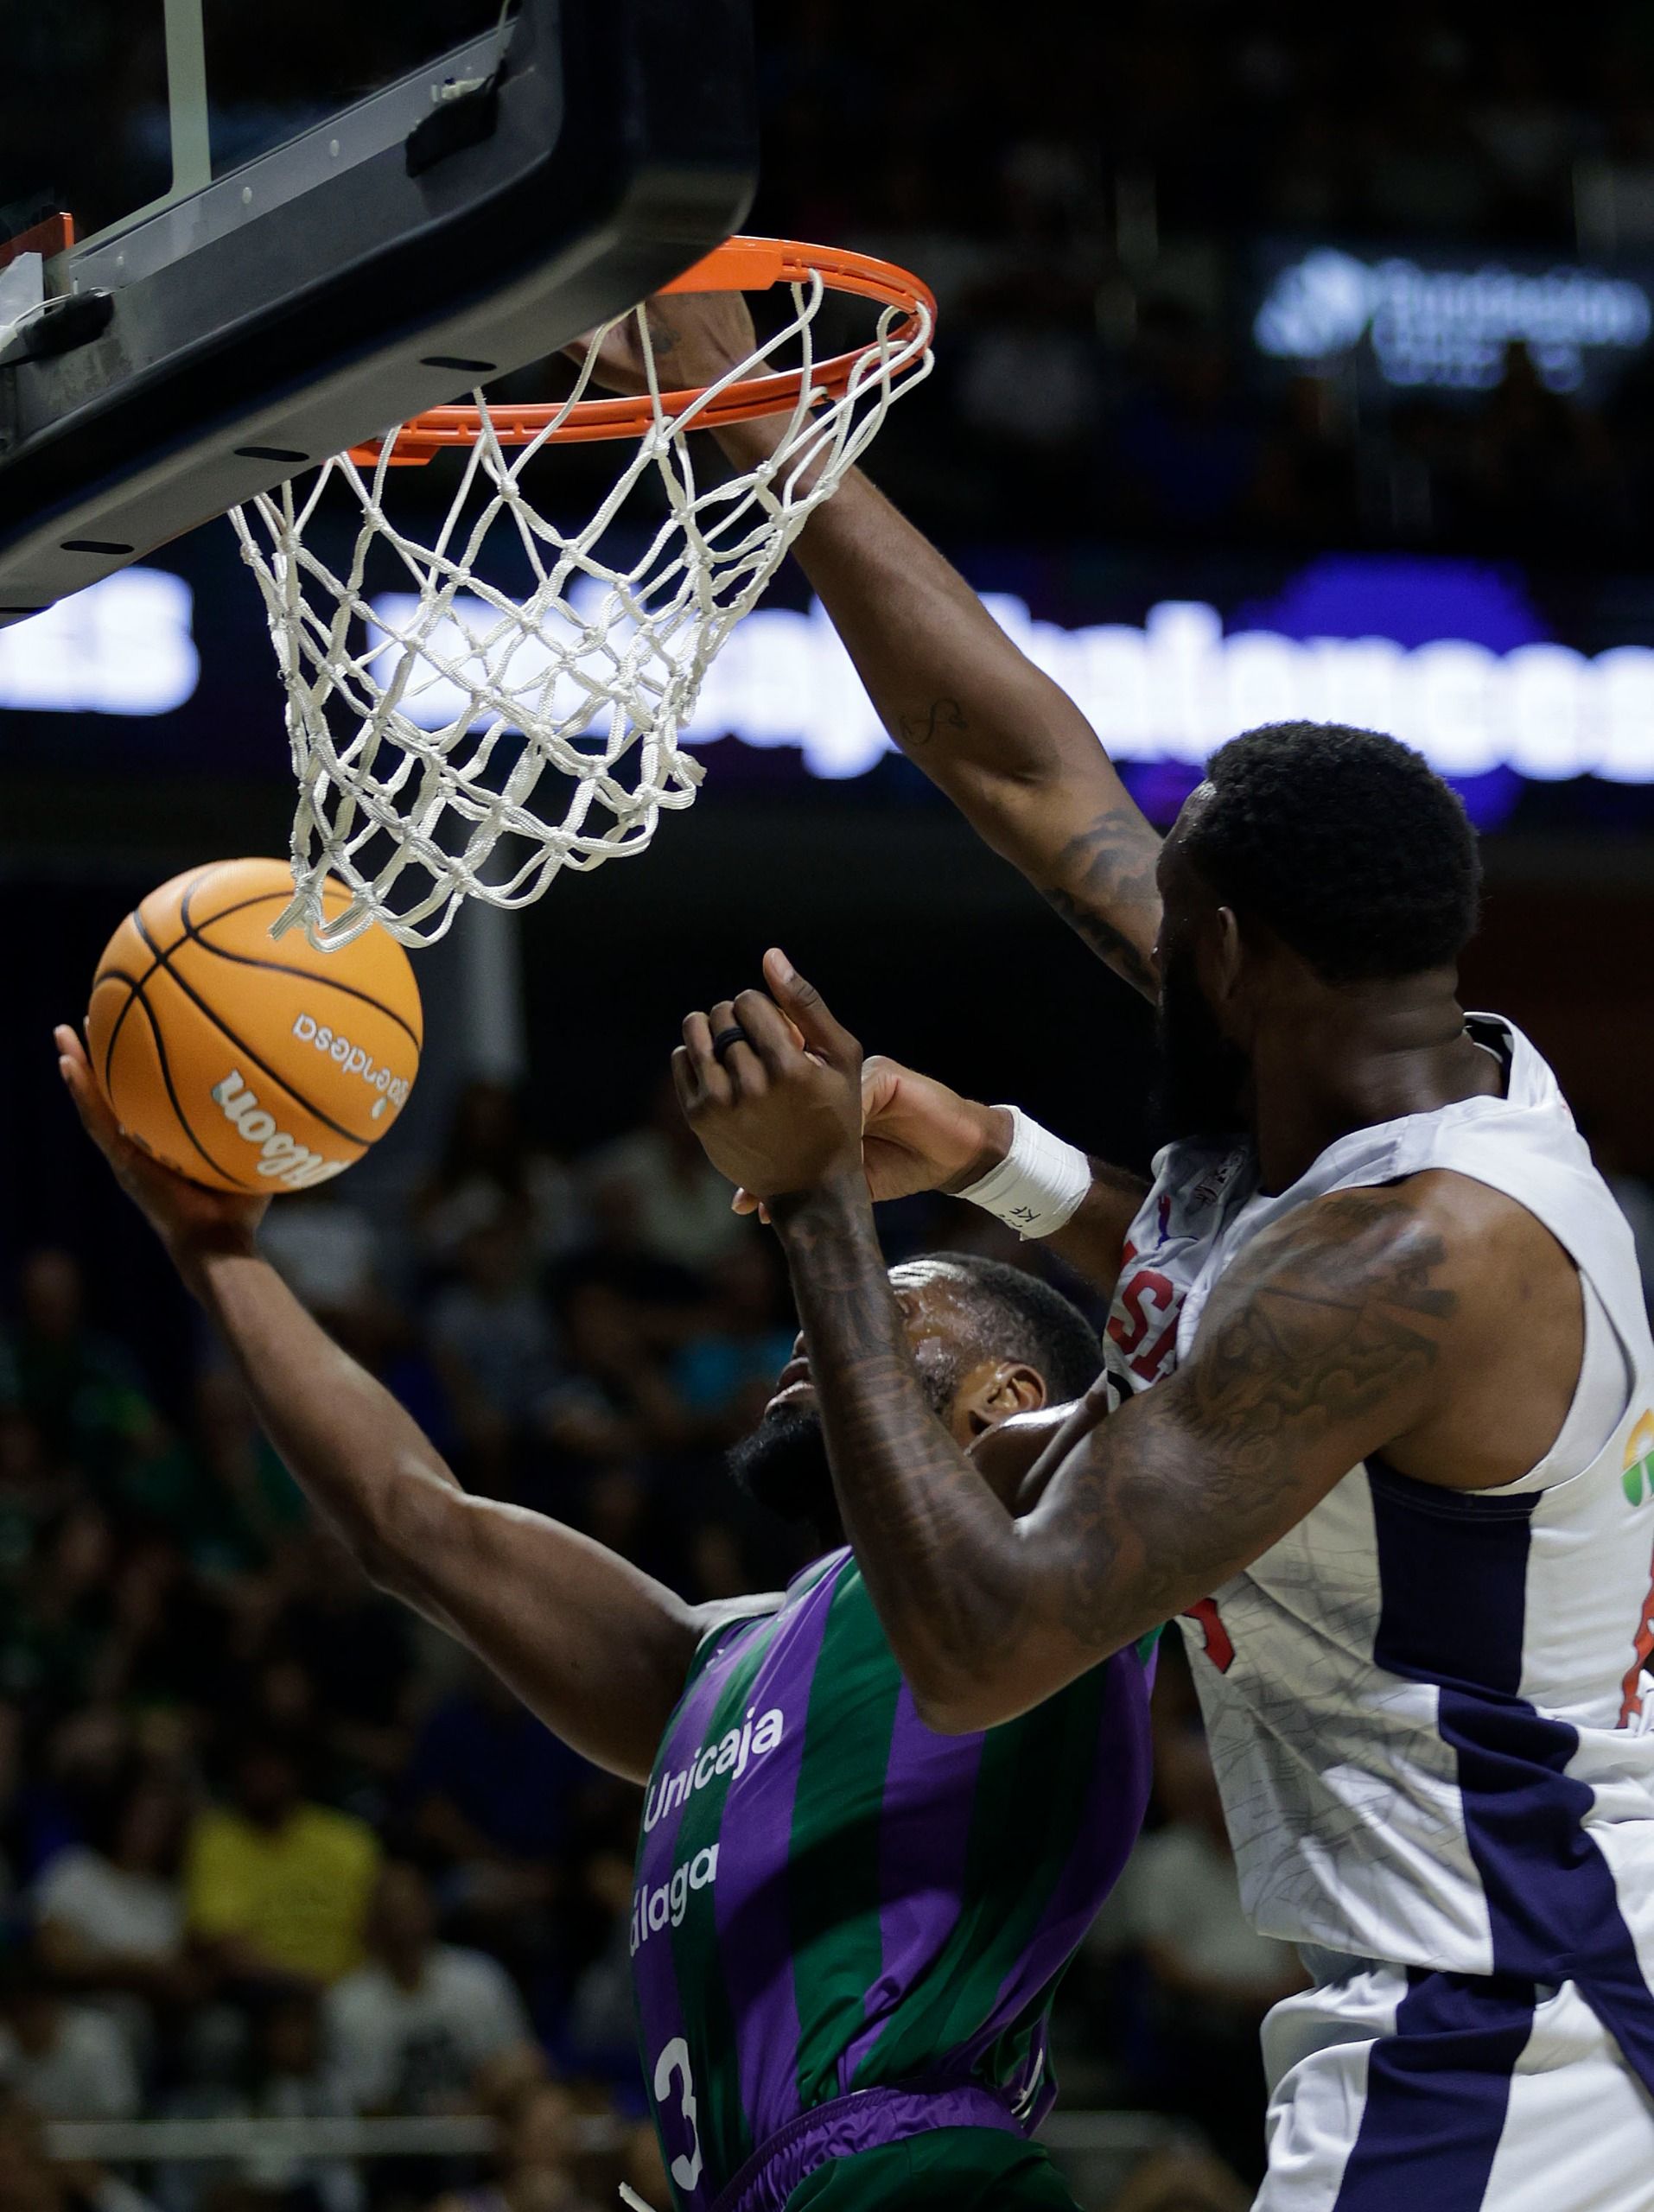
1209, 905, 1245, 999
959, 1360, 1047, 1435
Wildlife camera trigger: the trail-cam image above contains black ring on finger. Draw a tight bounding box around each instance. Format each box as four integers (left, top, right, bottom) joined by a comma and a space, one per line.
711, 1025, 751, 1064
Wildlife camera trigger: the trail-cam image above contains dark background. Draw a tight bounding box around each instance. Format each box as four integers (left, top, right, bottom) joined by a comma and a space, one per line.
2, 8, 1654, 2210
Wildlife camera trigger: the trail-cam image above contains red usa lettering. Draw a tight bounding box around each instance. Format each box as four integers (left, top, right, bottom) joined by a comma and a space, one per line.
1108, 1262, 1183, 1383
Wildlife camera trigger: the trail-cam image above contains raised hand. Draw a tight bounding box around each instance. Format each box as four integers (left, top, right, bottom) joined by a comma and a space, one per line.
858, 1053, 1012, 1203
728, 958, 1012, 1219
672, 952, 864, 1204
55, 1026, 268, 1266
569, 289, 760, 402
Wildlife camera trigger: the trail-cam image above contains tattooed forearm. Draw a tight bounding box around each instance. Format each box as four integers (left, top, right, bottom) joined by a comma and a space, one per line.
777, 1179, 1459, 1732
773, 1177, 1031, 1687
1038, 804, 1164, 1000
1040, 888, 1160, 998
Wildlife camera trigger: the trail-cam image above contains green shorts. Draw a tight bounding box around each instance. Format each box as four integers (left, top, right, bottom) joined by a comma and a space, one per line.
783, 2127, 1080, 2210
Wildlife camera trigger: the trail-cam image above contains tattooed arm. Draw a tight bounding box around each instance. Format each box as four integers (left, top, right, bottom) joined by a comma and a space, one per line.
773, 467, 1164, 997
773, 1173, 1458, 1730
674, 971, 1511, 1737
573, 291, 1163, 998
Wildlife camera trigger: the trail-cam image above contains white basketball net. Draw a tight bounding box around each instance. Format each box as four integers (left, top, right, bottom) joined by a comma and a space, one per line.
230, 267, 933, 948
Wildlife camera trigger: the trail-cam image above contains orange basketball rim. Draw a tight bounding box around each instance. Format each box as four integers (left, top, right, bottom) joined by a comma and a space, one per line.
351, 236, 937, 465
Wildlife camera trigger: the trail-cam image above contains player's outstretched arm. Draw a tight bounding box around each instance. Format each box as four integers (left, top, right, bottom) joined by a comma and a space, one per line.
855, 1048, 1148, 1298
773, 464, 1163, 998
56, 1028, 708, 1785
733, 1036, 1146, 1299
578, 291, 1164, 1000
675, 971, 1460, 1732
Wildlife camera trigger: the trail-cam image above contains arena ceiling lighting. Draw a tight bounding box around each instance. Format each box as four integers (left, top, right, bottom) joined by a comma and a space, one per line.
363, 580, 1654, 785
0, 568, 199, 715
5, 561, 1654, 790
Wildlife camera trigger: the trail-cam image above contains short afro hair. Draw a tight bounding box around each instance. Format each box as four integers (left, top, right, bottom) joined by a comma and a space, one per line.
1180, 722, 1481, 983
926, 1253, 1102, 1402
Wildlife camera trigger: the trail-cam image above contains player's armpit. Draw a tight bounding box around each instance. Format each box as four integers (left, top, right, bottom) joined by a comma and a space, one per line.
927, 1185, 1462, 1729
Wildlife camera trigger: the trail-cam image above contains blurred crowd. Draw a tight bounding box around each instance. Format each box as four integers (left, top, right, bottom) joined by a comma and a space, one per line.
0, 1073, 1301, 2211
745, 3, 1654, 553
24, 5, 1654, 557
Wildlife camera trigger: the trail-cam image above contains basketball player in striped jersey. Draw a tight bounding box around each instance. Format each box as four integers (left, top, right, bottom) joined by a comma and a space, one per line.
54, 1025, 1153, 2212
627, 296, 1654, 2211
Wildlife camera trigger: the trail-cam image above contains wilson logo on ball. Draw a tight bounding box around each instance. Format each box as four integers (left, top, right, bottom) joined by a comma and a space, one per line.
212, 1071, 347, 1190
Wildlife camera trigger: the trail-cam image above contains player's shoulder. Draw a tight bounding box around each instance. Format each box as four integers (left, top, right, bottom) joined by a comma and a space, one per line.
1225, 1169, 1569, 1333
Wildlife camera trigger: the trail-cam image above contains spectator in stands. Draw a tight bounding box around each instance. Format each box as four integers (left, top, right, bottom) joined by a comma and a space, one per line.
32, 1764, 194, 2012
254, 1530, 418, 1794
323, 1863, 535, 2117
582, 1080, 746, 1275
184, 1741, 380, 1991
0, 1957, 138, 2121
166, 1994, 359, 2212
238, 1993, 359, 2212
666, 1239, 797, 1448
258, 1192, 383, 1328
427, 1220, 565, 1486
0, 1505, 119, 1716
404, 1671, 589, 1939
0, 2092, 159, 2212
99, 1532, 233, 1712
3, 1252, 157, 1478
416, 1084, 584, 1274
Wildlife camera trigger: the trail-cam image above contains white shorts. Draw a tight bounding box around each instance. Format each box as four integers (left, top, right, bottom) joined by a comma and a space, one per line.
1255, 1961, 1654, 2212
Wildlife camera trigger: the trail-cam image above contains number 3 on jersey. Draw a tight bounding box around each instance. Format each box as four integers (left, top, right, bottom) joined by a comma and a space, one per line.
653, 2038, 703, 2193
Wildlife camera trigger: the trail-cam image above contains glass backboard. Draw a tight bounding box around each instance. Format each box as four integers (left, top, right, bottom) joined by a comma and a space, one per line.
0, 0, 757, 621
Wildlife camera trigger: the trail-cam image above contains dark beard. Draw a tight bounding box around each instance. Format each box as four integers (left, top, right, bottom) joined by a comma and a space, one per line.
1151, 944, 1250, 1147
727, 1408, 839, 1541
730, 1362, 961, 1545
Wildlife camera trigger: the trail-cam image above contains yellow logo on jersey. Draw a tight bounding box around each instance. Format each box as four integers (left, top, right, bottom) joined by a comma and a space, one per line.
1622, 1412, 1654, 1508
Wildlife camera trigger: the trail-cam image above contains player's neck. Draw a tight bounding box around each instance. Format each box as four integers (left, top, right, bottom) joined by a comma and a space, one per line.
1249, 970, 1500, 1194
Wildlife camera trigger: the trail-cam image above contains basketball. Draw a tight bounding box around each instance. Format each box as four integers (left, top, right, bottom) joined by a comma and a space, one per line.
86, 858, 423, 1196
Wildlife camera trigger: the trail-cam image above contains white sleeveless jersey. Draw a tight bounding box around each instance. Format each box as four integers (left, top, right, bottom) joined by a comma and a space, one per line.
1106, 1016, 1654, 2089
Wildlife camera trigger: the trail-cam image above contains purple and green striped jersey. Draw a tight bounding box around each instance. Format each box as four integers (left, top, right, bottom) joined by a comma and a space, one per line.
631, 1548, 1155, 2210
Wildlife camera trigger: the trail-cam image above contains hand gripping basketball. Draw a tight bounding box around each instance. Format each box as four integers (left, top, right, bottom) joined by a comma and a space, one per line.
56, 1026, 269, 1262
673, 950, 865, 1204
86, 859, 423, 1196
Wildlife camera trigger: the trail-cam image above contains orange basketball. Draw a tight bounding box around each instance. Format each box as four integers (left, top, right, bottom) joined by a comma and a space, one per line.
87, 859, 423, 1195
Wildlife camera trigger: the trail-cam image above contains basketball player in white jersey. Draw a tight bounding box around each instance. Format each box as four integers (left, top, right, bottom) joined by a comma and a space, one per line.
611, 295, 1654, 2211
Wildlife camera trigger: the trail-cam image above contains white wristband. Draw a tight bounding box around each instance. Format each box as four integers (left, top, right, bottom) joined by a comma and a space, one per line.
955, 1106, 1091, 1240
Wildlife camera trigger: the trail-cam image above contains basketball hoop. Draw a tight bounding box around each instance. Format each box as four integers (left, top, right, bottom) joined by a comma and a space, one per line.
230, 237, 936, 950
